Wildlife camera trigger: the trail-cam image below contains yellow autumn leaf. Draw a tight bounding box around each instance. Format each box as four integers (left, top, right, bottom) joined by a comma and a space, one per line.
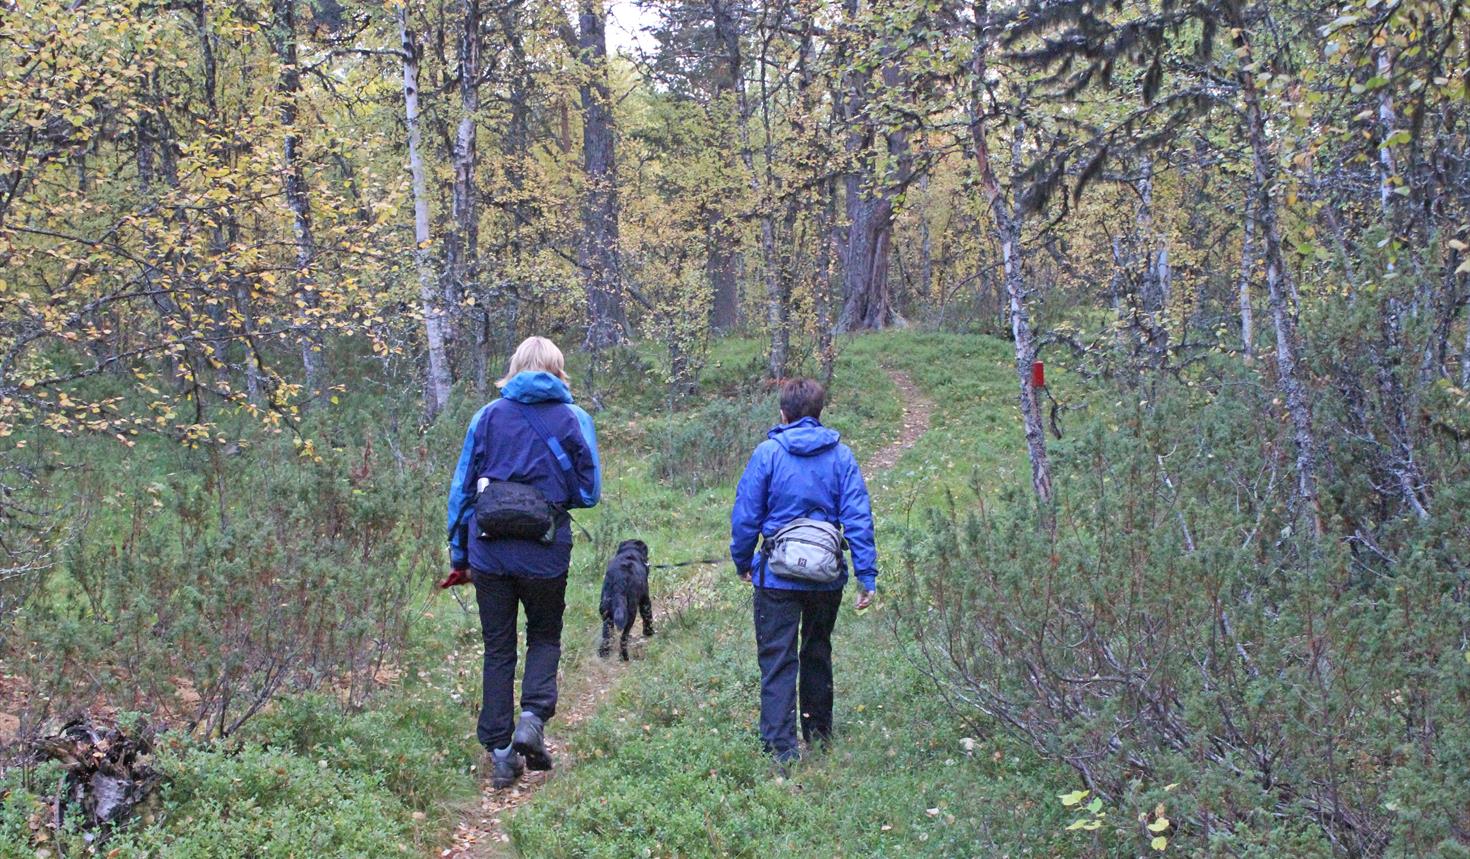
1151, 835, 1168, 851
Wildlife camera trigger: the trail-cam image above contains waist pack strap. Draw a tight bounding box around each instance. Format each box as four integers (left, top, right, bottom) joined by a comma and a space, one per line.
512, 402, 576, 507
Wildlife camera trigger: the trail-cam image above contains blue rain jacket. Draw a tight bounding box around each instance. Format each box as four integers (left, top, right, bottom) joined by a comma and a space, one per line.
447, 372, 601, 578
729, 417, 877, 592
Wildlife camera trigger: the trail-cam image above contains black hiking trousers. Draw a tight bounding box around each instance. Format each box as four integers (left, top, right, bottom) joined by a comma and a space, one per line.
753, 586, 843, 761
473, 570, 567, 751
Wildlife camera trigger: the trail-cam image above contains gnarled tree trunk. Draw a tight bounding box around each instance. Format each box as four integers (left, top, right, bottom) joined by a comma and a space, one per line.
706, 0, 742, 333
836, 16, 908, 333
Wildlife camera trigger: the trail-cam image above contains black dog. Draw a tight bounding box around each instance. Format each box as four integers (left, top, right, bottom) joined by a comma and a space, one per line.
599, 539, 653, 660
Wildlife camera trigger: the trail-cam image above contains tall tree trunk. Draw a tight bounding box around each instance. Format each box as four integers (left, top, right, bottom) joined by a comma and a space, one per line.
839, 193, 901, 331
576, 0, 626, 351
400, 7, 452, 418
706, 220, 740, 331
732, 5, 785, 377
760, 209, 787, 379
1233, 21, 1323, 537
837, 22, 908, 333
1237, 183, 1257, 358
495, 2, 532, 347
918, 174, 934, 304
706, 0, 742, 333
816, 176, 839, 387
197, 0, 262, 403
272, 0, 322, 405
967, 8, 1052, 511
445, 0, 482, 389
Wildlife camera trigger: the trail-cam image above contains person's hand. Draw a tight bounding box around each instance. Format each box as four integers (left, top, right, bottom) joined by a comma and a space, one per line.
438, 567, 472, 589
738, 569, 752, 584
854, 588, 875, 611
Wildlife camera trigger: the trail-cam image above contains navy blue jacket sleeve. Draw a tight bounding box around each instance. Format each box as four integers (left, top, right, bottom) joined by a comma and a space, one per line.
447, 404, 490, 569
729, 442, 773, 575
837, 446, 877, 591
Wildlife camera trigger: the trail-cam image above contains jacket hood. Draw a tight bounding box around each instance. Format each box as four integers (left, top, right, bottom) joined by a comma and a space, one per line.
500, 371, 574, 404
768, 416, 840, 456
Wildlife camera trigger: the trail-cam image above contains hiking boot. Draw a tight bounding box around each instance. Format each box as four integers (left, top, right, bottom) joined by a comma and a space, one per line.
512, 710, 553, 771
767, 745, 801, 778
488, 746, 524, 789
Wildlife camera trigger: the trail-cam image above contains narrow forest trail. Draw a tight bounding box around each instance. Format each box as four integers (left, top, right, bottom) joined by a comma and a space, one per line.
439, 368, 933, 858
439, 563, 723, 858
864, 368, 934, 472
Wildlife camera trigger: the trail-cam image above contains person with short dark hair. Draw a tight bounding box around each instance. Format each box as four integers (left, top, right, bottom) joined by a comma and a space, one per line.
778, 377, 826, 421
729, 378, 877, 765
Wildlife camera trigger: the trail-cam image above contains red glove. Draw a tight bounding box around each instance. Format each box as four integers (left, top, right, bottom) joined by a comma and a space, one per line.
438, 568, 472, 589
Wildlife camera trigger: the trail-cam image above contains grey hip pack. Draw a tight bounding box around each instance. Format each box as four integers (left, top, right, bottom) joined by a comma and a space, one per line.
765, 518, 847, 584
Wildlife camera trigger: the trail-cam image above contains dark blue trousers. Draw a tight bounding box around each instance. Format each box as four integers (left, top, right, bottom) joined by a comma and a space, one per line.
753, 586, 843, 760
473, 571, 566, 751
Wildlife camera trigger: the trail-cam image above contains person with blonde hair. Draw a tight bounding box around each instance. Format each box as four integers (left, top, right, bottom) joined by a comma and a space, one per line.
444, 336, 601, 788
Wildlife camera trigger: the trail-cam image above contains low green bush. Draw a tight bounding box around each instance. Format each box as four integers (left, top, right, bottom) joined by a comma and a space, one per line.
898, 360, 1470, 855
6, 427, 440, 739
647, 394, 776, 494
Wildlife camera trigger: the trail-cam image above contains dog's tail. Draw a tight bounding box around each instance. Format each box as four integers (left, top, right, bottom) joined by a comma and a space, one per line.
609, 571, 630, 630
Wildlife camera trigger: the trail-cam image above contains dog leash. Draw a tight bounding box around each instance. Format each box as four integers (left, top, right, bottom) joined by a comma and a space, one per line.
648, 557, 725, 570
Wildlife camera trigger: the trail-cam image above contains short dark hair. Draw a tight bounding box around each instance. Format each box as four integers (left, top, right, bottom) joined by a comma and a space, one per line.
779, 378, 826, 421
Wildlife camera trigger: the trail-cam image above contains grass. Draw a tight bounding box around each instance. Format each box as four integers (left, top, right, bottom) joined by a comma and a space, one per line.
1, 330, 1093, 857
505, 331, 1084, 857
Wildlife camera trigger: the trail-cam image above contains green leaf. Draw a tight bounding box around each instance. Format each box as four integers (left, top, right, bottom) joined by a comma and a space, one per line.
1149, 816, 1171, 832
1152, 835, 1168, 851
1086, 798, 1103, 813
1059, 790, 1090, 806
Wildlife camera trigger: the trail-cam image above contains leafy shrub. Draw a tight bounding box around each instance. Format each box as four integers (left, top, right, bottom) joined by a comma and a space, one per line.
647, 394, 775, 494
4, 427, 441, 740
898, 367, 1470, 856
106, 740, 417, 856
249, 692, 475, 815
0, 691, 477, 856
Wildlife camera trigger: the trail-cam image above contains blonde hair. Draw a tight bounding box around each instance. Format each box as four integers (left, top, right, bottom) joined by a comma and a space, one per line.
498, 336, 570, 389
